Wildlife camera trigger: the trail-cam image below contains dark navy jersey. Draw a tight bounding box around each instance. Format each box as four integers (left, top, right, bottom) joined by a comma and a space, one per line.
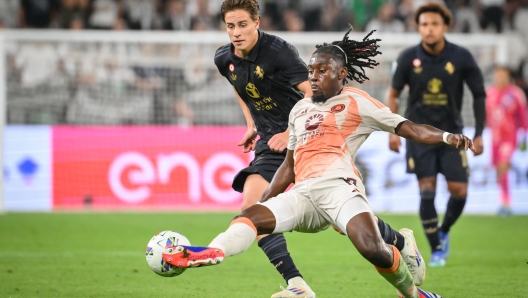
214, 31, 308, 155
391, 40, 486, 137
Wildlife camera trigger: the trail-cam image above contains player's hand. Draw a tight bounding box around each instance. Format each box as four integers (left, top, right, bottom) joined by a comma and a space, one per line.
472, 135, 483, 156
237, 127, 257, 153
268, 131, 288, 153
446, 133, 476, 153
389, 134, 401, 153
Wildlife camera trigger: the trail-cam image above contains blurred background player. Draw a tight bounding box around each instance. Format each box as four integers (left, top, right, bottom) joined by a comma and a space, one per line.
486, 65, 528, 216
162, 29, 477, 298
386, 3, 486, 267
215, 1, 426, 295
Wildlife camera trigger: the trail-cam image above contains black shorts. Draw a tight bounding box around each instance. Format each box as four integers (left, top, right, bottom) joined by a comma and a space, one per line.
232, 153, 285, 193
406, 141, 469, 183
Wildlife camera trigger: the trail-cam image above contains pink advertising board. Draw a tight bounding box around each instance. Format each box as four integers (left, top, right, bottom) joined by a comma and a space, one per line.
52, 126, 252, 210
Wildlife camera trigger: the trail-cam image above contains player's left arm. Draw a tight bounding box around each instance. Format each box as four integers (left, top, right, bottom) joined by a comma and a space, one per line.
395, 120, 475, 153
464, 51, 486, 155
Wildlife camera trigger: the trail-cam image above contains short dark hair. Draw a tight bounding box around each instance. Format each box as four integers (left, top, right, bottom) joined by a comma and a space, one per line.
220, 0, 260, 22
414, 3, 452, 26
313, 27, 381, 84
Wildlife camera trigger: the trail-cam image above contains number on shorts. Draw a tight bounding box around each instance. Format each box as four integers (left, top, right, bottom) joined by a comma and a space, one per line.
459, 150, 468, 167
341, 177, 357, 186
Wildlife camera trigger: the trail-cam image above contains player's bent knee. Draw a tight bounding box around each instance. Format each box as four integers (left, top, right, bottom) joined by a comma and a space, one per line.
237, 204, 277, 235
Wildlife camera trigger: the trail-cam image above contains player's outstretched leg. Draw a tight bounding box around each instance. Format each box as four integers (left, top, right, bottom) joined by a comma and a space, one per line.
377, 218, 426, 285
345, 212, 441, 298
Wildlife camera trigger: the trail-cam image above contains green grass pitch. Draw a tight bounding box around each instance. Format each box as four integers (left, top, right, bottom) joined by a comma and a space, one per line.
0, 213, 526, 297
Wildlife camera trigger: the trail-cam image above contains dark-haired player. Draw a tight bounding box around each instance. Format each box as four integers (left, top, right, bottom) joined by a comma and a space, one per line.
387, 3, 486, 267
162, 28, 475, 298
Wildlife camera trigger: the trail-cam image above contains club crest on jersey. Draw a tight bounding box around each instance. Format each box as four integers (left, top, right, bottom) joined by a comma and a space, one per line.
331, 104, 345, 113
254, 65, 264, 79
305, 114, 324, 130
445, 61, 455, 75
229, 63, 235, 72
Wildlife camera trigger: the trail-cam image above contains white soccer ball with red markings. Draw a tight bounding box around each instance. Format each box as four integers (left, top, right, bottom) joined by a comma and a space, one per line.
146, 230, 191, 277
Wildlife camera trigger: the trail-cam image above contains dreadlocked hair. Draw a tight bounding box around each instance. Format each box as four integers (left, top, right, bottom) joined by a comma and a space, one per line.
314, 28, 381, 84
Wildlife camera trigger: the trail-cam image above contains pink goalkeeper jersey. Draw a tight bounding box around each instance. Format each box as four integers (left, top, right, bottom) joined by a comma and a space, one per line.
288, 86, 406, 189
486, 84, 528, 144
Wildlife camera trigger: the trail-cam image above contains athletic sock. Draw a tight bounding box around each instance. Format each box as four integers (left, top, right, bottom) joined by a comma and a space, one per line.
419, 190, 441, 252
377, 218, 405, 251
375, 246, 418, 298
440, 195, 467, 233
258, 233, 302, 282
499, 172, 510, 207
208, 218, 257, 257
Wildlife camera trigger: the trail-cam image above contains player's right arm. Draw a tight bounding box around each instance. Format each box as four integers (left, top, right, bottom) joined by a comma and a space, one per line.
259, 149, 295, 203
233, 87, 257, 153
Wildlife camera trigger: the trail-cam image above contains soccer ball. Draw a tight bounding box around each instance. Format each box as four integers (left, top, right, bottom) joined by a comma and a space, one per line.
145, 230, 191, 277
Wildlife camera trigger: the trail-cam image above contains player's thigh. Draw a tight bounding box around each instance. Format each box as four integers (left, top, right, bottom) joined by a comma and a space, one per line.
406, 141, 439, 180
241, 174, 269, 211
259, 184, 328, 234
310, 177, 372, 235
439, 145, 469, 183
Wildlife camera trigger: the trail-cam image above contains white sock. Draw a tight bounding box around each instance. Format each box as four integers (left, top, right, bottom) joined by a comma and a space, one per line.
208, 222, 257, 257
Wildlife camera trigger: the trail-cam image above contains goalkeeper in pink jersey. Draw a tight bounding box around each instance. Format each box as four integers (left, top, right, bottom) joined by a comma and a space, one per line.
486, 66, 528, 216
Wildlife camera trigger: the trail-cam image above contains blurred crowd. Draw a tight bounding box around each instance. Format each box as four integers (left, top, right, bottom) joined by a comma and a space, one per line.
0, 0, 528, 34
2, 0, 528, 127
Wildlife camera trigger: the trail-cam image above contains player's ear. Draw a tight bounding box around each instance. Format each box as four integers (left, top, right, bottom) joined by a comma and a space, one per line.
338, 67, 348, 81
255, 17, 260, 30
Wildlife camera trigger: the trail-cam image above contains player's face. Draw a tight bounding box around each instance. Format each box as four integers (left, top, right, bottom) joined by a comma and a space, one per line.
494, 68, 510, 88
308, 53, 347, 103
224, 10, 260, 54
417, 12, 447, 46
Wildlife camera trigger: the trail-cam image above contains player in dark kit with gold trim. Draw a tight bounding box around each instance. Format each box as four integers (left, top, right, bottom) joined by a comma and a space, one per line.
387, 3, 486, 267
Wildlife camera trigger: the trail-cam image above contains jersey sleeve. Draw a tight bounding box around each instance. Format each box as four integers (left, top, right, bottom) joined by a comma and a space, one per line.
462, 49, 486, 137
214, 47, 231, 84
514, 86, 528, 130
276, 43, 308, 87
287, 107, 299, 151
357, 96, 407, 134
390, 51, 411, 91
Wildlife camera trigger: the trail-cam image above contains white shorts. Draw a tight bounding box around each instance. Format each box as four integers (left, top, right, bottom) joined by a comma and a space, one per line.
258, 176, 372, 235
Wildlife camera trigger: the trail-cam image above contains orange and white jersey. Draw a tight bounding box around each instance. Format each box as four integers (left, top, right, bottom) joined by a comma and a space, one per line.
288, 86, 407, 190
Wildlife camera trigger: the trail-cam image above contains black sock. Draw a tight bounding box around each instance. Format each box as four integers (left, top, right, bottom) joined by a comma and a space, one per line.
419, 190, 441, 252
377, 218, 405, 251
441, 196, 467, 233
258, 233, 302, 282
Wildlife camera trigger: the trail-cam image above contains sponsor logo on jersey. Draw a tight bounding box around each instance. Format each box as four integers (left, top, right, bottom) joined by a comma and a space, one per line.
245, 83, 260, 98
331, 104, 345, 113
300, 108, 308, 115
254, 65, 264, 79
445, 61, 455, 75
228, 63, 235, 72
305, 114, 324, 130
427, 78, 443, 94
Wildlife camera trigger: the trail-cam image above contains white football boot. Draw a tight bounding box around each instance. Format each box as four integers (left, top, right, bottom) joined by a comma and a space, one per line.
270, 277, 316, 298
399, 228, 426, 286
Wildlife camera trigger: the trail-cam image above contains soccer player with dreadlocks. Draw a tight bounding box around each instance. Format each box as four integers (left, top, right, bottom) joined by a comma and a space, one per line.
213, 1, 425, 297
161, 28, 475, 297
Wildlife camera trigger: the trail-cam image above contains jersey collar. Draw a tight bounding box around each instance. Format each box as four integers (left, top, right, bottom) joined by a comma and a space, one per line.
417, 39, 451, 61
229, 30, 264, 63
